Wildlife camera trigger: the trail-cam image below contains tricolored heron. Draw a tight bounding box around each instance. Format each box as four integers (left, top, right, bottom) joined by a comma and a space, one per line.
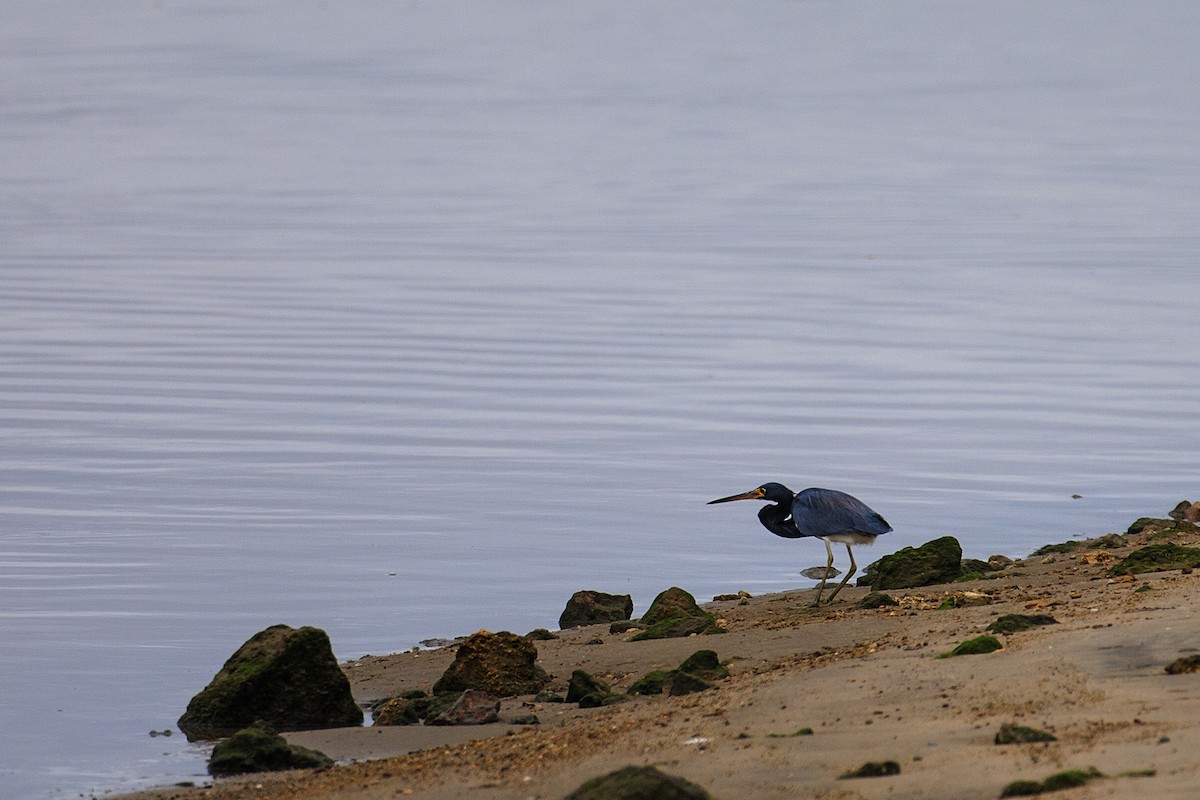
707, 482, 892, 605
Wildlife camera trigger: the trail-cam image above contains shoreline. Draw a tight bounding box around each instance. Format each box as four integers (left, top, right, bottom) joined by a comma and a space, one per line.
120, 520, 1200, 800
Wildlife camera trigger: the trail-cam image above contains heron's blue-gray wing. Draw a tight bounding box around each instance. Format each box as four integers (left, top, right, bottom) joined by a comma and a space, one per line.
791, 488, 892, 538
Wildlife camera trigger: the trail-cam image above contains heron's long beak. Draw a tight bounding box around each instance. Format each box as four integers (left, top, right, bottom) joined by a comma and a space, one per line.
707, 488, 765, 504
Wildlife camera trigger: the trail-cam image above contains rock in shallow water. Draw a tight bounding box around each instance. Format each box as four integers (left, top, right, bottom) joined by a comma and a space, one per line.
207, 723, 333, 777
177, 624, 362, 741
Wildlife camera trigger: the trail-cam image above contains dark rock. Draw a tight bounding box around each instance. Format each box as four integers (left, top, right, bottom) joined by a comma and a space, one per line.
627, 669, 674, 696
177, 625, 363, 741
563, 764, 717, 800
559, 590, 634, 629
840, 761, 901, 778
525, 628, 560, 641
1127, 517, 1182, 536
960, 558, 1002, 575
510, 714, 540, 725
428, 690, 500, 725
1165, 655, 1200, 674
628, 589, 722, 640
533, 690, 565, 703
1107, 543, 1200, 576
995, 722, 1058, 744
373, 692, 459, 726
566, 670, 612, 704
988, 554, 1014, 568
431, 630, 550, 697
863, 537, 964, 591
858, 592, 899, 609
207, 723, 332, 777
640, 587, 707, 626
630, 615, 723, 641
1168, 501, 1192, 521
668, 671, 715, 696
676, 650, 729, 682
988, 614, 1059, 634
1041, 768, 1103, 791
940, 635, 1003, 657
1000, 779, 1045, 797
1032, 533, 1127, 556
609, 620, 640, 634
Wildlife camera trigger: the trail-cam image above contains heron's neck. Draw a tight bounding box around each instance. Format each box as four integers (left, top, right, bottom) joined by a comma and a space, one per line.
758, 501, 804, 539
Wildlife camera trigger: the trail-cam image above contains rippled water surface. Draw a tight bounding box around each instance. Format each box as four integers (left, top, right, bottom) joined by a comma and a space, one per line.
3, 2, 1200, 798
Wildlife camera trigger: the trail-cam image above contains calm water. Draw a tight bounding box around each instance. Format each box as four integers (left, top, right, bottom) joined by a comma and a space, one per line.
3, 2, 1200, 798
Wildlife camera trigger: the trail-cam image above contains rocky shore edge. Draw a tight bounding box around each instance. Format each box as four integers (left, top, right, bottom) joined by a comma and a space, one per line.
119, 504, 1200, 800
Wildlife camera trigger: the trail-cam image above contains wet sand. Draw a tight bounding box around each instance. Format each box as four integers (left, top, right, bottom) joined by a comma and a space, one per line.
121, 524, 1200, 800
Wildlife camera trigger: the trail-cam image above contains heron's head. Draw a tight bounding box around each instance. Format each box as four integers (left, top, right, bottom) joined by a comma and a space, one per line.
707, 482, 794, 505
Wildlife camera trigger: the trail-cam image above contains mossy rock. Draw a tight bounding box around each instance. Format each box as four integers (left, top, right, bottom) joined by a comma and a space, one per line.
677, 650, 729, 681
987, 614, 1059, 634
627, 650, 728, 696
559, 590, 634, 629
432, 630, 550, 697
1000, 779, 1045, 797
1165, 655, 1200, 674
840, 761, 901, 779
207, 723, 332, 777
640, 587, 706, 626
178, 625, 363, 741
1032, 533, 1127, 556
940, 635, 1002, 658
629, 615, 723, 641
566, 670, 612, 704
1126, 517, 1195, 536
563, 764, 717, 799
1041, 767, 1102, 791
627, 670, 674, 696
1106, 543, 1200, 576
995, 722, 1057, 744
863, 536, 964, 590
669, 672, 715, 696
858, 592, 899, 609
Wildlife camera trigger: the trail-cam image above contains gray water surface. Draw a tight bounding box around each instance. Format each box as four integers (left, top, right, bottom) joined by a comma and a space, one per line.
3, 2, 1199, 798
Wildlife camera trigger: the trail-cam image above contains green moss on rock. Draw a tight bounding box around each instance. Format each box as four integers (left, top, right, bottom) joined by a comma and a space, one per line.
177, 625, 363, 741
987, 614, 1059, 634
627, 670, 674, 696
864, 537, 964, 591
995, 722, 1057, 744
940, 635, 1003, 658
207, 723, 333, 777
563, 765, 717, 800
1106, 543, 1200, 576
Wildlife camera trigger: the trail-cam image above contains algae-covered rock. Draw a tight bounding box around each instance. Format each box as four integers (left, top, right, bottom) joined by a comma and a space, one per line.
566, 669, 612, 707
858, 592, 899, 609
431, 630, 550, 697
668, 671, 715, 696
1126, 517, 1194, 536
563, 764, 717, 800
995, 722, 1058, 744
178, 625, 363, 741
629, 587, 722, 641
1000, 779, 1045, 797
1106, 543, 1200, 576
1041, 767, 1102, 791
840, 761, 901, 778
864, 536, 963, 590
559, 590, 634, 629
1165, 655, 1200, 674
1032, 533, 1127, 556
207, 723, 333, 777
627, 669, 674, 696
628, 650, 728, 696
940, 635, 1003, 658
676, 650, 729, 682
987, 614, 1059, 634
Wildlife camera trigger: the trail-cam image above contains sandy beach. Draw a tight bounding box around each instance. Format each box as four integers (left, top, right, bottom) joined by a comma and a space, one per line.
123, 520, 1200, 800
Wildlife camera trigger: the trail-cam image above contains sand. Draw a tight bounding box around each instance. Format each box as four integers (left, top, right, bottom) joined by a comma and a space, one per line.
121, 524, 1200, 800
